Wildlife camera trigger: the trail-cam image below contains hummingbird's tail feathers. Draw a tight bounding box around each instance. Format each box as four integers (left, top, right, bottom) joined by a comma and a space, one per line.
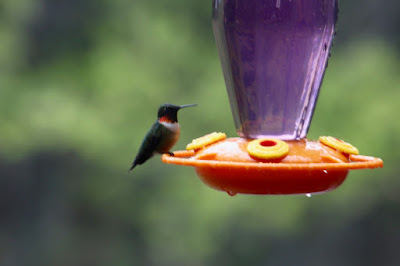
129, 158, 140, 171
129, 153, 150, 172
129, 163, 137, 171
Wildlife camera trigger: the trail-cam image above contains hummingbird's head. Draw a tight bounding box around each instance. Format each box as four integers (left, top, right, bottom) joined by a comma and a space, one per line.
157, 103, 197, 123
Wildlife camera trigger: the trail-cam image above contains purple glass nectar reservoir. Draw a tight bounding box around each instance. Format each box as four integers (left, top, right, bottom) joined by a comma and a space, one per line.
213, 0, 338, 139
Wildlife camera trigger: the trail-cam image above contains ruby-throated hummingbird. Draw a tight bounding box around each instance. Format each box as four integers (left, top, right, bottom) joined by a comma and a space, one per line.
129, 103, 197, 171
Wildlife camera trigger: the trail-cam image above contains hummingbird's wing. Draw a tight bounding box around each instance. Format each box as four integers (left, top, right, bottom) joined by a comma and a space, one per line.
130, 122, 163, 170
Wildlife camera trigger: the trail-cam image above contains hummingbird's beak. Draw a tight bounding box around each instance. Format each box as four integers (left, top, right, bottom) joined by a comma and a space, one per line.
179, 104, 198, 109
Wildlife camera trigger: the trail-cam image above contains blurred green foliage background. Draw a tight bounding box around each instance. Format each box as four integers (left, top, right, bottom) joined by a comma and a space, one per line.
0, 0, 399, 265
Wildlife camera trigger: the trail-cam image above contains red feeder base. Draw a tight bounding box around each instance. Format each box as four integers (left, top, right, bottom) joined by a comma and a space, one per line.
162, 138, 383, 195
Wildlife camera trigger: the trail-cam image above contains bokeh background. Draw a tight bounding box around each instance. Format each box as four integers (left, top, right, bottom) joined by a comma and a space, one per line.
0, 0, 399, 265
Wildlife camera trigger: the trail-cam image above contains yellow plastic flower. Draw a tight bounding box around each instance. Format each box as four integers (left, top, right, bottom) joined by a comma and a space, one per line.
247, 138, 289, 160
186, 132, 226, 151
319, 136, 359, 155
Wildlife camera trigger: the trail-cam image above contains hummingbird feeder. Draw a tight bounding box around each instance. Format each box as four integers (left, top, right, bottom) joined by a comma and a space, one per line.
162, 0, 383, 195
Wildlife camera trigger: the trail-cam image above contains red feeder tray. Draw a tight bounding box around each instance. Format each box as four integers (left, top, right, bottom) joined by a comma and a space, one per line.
162, 137, 383, 195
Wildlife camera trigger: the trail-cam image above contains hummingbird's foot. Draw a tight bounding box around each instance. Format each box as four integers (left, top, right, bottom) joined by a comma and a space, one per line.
168, 152, 175, 157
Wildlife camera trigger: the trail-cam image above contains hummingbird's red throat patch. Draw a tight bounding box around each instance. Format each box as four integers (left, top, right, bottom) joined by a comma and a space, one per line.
159, 116, 174, 123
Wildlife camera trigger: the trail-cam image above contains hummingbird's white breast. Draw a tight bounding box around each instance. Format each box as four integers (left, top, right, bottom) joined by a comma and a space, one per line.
158, 121, 180, 153
160, 121, 180, 133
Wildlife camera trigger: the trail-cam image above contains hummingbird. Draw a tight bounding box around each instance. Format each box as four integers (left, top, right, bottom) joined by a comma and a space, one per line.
129, 103, 197, 171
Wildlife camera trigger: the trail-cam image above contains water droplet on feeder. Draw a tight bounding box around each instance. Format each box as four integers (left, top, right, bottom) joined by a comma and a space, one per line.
227, 191, 237, 197
323, 170, 328, 174
306, 193, 312, 198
